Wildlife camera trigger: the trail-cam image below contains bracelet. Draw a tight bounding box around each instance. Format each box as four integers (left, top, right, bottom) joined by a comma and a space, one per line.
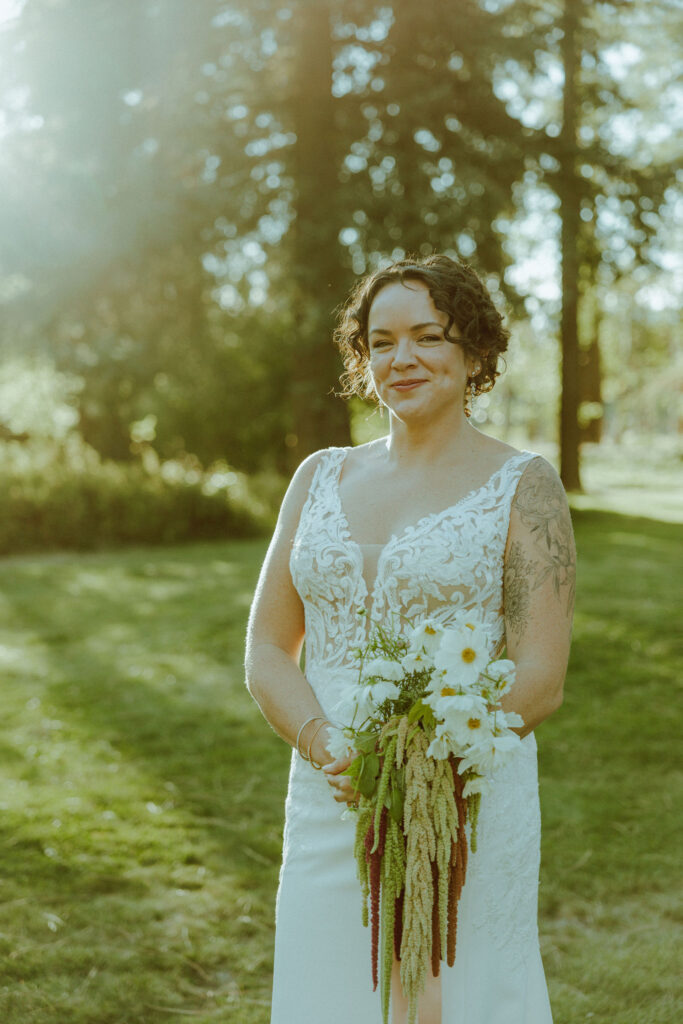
295, 715, 326, 761
306, 719, 330, 770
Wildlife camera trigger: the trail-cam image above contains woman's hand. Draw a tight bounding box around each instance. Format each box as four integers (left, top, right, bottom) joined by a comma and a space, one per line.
322, 752, 360, 806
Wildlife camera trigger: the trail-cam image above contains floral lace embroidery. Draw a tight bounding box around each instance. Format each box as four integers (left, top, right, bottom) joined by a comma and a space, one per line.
288, 445, 544, 967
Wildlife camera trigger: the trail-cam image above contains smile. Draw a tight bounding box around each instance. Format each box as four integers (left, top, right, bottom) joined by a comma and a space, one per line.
391, 380, 427, 391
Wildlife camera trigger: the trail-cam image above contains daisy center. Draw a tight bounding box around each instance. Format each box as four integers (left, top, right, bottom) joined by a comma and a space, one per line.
461, 647, 476, 663
440, 686, 457, 697
467, 717, 482, 730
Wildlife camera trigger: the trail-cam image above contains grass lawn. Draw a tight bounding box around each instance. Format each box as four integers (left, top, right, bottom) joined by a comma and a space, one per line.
0, 510, 680, 1023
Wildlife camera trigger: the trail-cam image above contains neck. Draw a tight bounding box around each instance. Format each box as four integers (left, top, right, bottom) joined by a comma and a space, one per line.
383, 406, 480, 467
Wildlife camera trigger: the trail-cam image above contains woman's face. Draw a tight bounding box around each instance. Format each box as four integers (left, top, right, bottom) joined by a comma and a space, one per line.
367, 280, 472, 422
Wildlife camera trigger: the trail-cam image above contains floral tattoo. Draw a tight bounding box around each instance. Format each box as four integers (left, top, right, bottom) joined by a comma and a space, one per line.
504, 458, 576, 640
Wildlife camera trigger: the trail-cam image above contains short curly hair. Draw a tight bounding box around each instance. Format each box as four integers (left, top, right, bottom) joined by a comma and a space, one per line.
333, 254, 509, 409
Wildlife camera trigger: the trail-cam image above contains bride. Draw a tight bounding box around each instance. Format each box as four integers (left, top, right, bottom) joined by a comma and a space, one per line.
245, 254, 575, 1023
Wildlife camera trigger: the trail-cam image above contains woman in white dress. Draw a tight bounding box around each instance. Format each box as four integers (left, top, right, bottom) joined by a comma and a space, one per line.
245, 254, 575, 1024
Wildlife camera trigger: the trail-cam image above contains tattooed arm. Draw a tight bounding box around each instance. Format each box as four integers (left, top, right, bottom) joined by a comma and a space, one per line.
501, 456, 576, 737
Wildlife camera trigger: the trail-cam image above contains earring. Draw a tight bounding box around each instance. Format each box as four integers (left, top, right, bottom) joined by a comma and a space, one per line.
465, 377, 475, 418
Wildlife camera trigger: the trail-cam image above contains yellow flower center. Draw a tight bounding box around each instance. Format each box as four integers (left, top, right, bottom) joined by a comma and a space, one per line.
467, 717, 482, 730
425, 625, 436, 635
440, 686, 456, 696
461, 647, 476, 663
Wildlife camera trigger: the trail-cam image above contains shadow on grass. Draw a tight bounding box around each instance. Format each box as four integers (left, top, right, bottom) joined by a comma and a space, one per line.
1, 514, 680, 1023
3, 539, 287, 889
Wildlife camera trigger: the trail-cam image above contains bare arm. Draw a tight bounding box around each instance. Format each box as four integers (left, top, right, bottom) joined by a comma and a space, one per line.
501, 456, 576, 737
245, 450, 337, 770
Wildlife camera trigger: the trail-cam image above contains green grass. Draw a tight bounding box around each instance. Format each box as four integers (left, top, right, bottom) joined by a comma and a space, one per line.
0, 514, 680, 1023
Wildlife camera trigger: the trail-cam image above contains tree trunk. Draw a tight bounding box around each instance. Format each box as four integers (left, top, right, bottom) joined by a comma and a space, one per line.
579, 287, 604, 445
558, 0, 583, 491
289, 0, 351, 465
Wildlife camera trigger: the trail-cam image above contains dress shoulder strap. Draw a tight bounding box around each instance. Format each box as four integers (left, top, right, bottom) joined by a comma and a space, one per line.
496, 450, 543, 502
299, 446, 348, 521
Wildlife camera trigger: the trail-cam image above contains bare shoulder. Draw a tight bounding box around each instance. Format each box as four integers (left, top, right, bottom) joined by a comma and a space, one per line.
338, 436, 387, 481
470, 431, 523, 471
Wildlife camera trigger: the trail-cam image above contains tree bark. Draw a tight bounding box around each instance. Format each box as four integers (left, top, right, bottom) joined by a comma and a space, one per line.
289, 0, 351, 465
558, 0, 583, 491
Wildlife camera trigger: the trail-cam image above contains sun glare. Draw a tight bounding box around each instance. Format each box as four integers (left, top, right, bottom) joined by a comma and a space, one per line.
0, 0, 25, 29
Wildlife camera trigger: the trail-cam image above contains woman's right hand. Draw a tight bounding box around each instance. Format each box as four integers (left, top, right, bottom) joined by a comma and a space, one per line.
322, 751, 360, 806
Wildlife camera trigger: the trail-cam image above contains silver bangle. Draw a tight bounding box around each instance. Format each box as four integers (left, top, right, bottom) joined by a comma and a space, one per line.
306, 719, 330, 770
296, 715, 326, 761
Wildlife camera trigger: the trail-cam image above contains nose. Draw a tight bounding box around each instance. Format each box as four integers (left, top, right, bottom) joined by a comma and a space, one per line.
391, 337, 418, 368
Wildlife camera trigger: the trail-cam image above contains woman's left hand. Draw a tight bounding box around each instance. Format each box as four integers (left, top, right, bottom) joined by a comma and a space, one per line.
322, 752, 359, 805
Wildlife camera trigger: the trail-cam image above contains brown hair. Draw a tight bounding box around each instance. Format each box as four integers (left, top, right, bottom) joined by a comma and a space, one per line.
334, 253, 509, 404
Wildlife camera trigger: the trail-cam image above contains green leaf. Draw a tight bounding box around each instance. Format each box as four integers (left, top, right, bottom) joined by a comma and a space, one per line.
407, 699, 427, 725
354, 731, 379, 754
341, 755, 363, 780
389, 784, 404, 823
421, 705, 436, 730
356, 752, 380, 798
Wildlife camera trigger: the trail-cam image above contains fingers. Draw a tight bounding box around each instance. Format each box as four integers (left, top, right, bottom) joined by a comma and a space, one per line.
321, 751, 360, 805
324, 773, 358, 805
322, 750, 357, 776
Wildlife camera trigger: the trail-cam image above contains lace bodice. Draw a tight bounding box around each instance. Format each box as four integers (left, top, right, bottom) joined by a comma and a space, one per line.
290, 445, 538, 682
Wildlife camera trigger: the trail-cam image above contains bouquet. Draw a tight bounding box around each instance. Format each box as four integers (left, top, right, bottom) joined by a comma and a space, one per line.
325, 613, 525, 1024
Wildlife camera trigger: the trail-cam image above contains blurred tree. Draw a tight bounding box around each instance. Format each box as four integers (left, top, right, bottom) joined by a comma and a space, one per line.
488, 0, 677, 488
287, 0, 352, 461
0, 0, 678, 484
325, 0, 676, 487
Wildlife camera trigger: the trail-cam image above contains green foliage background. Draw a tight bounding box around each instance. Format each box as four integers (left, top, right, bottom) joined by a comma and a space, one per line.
0, 0, 680, 538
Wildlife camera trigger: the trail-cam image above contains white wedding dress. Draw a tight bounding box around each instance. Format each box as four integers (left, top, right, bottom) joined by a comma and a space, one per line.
270, 446, 554, 1023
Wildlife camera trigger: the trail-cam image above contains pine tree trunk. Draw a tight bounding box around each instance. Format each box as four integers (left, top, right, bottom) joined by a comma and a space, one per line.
558, 0, 583, 491
289, 0, 351, 466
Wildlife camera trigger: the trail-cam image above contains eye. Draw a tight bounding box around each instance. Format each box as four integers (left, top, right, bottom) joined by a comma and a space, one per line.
418, 335, 442, 344
370, 339, 392, 350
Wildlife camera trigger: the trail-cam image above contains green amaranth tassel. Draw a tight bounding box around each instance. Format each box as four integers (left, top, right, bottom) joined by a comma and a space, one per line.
372, 734, 398, 854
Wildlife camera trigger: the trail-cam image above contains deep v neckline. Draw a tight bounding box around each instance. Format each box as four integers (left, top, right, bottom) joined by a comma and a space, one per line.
331, 446, 533, 608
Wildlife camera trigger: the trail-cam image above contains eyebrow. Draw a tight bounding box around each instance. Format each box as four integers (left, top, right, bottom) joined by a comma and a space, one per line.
368, 321, 445, 336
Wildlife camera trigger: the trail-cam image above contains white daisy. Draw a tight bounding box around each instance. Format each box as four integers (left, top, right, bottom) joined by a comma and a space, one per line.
426, 724, 453, 760
486, 658, 517, 695
502, 710, 525, 729
424, 688, 487, 720
434, 621, 489, 687
324, 724, 356, 760
401, 648, 433, 674
458, 733, 522, 776
462, 773, 493, 798
407, 619, 444, 658
440, 705, 496, 750
367, 679, 401, 706
362, 657, 404, 683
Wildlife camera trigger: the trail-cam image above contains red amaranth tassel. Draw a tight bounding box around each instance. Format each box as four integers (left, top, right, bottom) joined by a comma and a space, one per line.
365, 819, 381, 990
394, 888, 404, 961
431, 858, 441, 978
366, 805, 388, 992
446, 833, 458, 965
447, 755, 470, 968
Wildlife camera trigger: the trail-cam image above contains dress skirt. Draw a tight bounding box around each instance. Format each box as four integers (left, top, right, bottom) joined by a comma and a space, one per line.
270, 730, 553, 1024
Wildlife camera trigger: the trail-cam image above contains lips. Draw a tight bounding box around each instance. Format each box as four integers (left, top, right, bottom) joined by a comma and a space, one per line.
391, 379, 427, 391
